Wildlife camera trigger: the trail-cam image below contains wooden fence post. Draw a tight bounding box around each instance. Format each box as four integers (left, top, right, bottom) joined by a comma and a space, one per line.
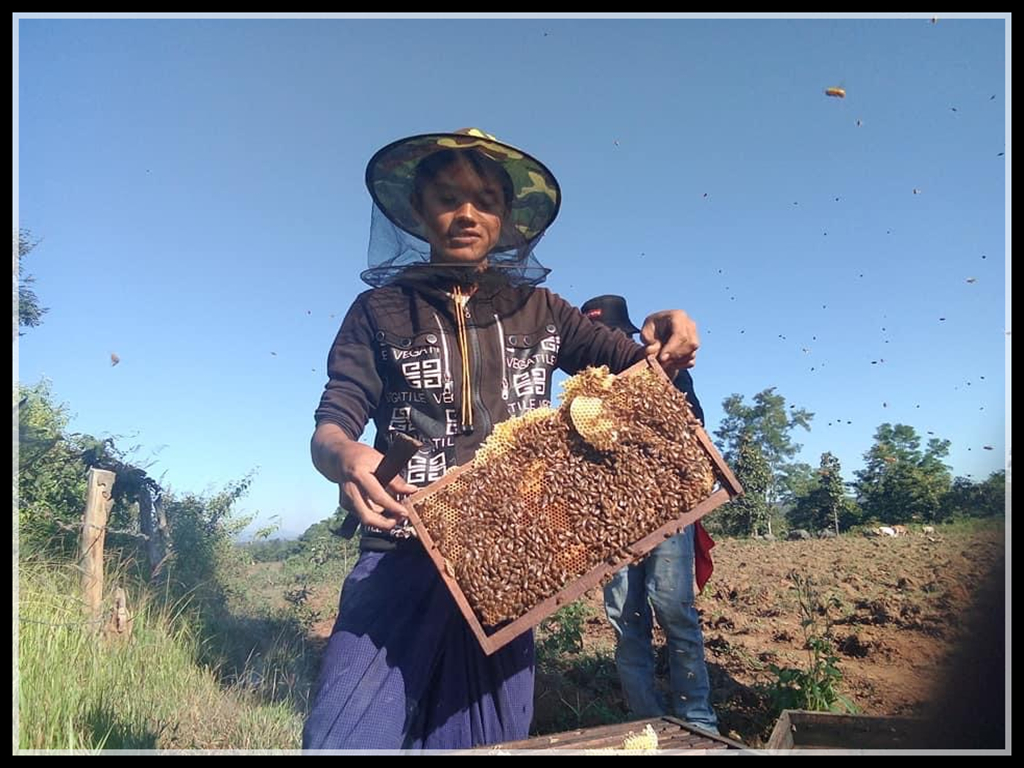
105, 585, 134, 639
153, 495, 171, 576
137, 484, 167, 577
80, 467, 116, 628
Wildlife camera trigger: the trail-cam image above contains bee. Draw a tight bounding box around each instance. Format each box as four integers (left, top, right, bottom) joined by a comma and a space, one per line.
110, 352, 120, 367
824, 86, 846, 98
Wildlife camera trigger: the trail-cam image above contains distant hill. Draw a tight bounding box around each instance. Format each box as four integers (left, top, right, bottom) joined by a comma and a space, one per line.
234, 526, 304, 544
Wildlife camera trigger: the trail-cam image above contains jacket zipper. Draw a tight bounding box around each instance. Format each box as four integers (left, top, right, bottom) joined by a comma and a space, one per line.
494, 313, 509, 401
464, 302, 494, 439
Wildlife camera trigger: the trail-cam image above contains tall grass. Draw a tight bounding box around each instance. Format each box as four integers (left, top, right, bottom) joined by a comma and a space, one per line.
17, 557, 304, 750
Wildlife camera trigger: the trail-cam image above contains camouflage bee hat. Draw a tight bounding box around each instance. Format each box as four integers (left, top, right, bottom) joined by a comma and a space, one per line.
365, 128, 561, 252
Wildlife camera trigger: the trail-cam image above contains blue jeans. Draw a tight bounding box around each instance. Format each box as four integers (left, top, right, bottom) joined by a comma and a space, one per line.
603, 525, 718, 733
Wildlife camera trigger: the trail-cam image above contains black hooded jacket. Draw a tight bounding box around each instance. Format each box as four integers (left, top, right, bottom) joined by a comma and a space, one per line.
314, 269, 700, 546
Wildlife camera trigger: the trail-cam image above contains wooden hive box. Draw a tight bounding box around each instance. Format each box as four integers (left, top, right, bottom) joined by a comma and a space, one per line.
473, 716, 751, 753
766, 710, 925, 750
403, 357, 742, 655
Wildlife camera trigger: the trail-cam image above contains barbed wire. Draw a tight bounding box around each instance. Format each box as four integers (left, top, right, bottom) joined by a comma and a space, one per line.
54, 519, 151, 540
18, 615, 107, 628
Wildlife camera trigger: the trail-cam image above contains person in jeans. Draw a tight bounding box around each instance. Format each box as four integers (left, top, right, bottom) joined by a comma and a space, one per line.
581, 294, 719, 735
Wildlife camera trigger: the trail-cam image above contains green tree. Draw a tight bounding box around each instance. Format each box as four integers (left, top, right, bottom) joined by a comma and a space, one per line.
298, 514, 358, 568
242, 537, 303, 563
789, 452, 860, 534
159, 473, 257, 607
714, 388, 813, 535
16, 228, 48, 338
941, 470, 1006, 521
17, 382, 90, 555
853, 423, 953, 524
709, 432, 772, 537
779, 461, 817, 507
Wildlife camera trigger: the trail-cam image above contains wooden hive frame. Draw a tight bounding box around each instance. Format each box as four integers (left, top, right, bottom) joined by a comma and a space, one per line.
403, 356, 743, 655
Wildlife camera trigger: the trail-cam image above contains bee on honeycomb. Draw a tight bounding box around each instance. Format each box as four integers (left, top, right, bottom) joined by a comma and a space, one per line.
413, 362, 720, 628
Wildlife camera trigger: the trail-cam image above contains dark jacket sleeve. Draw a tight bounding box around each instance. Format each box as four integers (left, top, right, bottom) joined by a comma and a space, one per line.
313, 292, 383, 441
547, 290, 646, 375
673, 370, 705, 426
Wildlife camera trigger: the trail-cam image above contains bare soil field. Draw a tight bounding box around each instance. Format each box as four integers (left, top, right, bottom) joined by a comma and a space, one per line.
302, 521, 1006, 748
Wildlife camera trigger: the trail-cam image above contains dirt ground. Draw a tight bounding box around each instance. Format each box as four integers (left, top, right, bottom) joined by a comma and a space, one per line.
303, 521, 1006, 749
536, 522, 1007, 746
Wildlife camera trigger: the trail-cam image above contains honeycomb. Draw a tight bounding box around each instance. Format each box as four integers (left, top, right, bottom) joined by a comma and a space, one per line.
413, 363, 719, 628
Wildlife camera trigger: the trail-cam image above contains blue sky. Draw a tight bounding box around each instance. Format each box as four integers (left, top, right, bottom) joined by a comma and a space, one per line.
15, 14, 1009, 539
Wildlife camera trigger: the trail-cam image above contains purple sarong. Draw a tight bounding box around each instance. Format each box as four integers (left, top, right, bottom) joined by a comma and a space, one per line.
302, 549, 534, 750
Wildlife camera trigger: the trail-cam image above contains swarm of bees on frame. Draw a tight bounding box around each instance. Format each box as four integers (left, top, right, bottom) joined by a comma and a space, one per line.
412, 364, 720, 627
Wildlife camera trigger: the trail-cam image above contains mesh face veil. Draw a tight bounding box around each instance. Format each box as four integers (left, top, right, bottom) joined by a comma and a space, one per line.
361, 129, 561, 288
